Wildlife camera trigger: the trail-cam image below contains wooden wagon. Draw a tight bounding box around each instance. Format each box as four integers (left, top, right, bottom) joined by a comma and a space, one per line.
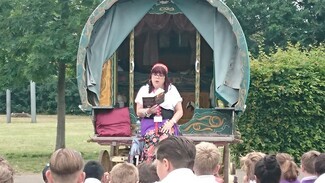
77, 1, 250, 182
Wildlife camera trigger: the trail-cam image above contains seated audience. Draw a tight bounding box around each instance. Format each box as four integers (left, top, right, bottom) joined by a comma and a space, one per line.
154, 136, 198, 183
255, 155, 281, 183
84, 160, 109, 183
109, 162, 139, 183
314, 153, 325, 183
42, 163, 50, 183
276, 153, 300, 183
0, 156, 14, 183
240, 151, 266, 183
193, 142, 223, 182
300, 150, 320, 183
46, 148, 85, 183
138, 162, 160, 183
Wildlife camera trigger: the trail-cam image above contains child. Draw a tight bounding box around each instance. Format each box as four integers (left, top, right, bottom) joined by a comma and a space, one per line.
276, 153, 300, 183
137, 162, 159, 183
314, 153, 325, 183
154, 136, 198, 183
42, 163, 50, 183
255, 155, 281, 183
46, 148, 85, 183
0, 156, 14, 183
300, 150, 320, 183
240, 151, 266, 183
84, 160, 109, 183
109, 162, 139, 183
193, 142, 223, 182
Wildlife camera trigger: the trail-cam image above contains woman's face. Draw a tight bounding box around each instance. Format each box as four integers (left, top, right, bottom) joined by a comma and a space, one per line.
151, 73, 165, 90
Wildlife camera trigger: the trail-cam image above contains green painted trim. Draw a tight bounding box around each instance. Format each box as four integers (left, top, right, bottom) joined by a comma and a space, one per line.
179, 108, 234, 135
148, 1, 182, 14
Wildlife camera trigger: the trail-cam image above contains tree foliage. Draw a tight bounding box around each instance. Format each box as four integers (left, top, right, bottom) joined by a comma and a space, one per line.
0, 0, 100, 149
0, 0, 100, 85
224, 0, 325, 56
232, 45, 325, 162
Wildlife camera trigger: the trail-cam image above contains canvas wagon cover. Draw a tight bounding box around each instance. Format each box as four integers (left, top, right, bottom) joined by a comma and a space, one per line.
77, 0, 250, 112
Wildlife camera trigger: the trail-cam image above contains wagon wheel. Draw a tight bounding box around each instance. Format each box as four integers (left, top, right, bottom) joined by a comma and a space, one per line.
99, 150, 113, 172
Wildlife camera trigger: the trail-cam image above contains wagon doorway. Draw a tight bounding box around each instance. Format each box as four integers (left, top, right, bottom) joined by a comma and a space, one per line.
114, 12, 214, 124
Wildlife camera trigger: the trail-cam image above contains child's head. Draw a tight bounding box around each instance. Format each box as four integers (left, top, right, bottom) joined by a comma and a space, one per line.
255, 155, 281, 183
315, 153, 325, 176
137, 162, 159, 183
193, 142, 221, 176
84, 160, 105, 180
240, 151, 265, 182
0, 157, 14, 183
155, 136, 196, 180
47, 148, 85, 183
276, 153, 299, 181
42, 163, 50, 182
109, 162, 139, 183
301, 150, 320, 175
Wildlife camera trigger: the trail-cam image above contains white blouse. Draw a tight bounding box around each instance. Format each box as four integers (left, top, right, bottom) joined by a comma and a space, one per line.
135, 84, 182, 110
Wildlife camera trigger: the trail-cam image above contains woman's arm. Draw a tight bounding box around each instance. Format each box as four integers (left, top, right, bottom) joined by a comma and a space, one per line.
136, 103, 159, 118
136, 103, 146, 118
170, 101, 183, 124
161, 101, 183, 133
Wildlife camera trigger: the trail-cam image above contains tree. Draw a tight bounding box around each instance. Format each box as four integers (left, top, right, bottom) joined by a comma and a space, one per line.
224, 0, 325, 57
0, 0, 100, 149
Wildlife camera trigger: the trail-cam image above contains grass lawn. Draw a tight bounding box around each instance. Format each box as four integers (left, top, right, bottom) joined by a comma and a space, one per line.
0, 114, 108, 174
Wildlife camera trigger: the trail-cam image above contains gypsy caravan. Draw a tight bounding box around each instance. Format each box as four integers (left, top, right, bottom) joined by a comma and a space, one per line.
77, 0, 249, 182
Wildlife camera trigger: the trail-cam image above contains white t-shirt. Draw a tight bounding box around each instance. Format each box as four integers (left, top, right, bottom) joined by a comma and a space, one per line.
155, 168, 199, 183
84, 177, 101, 183
197, 175, 221, 183
135, 84, 182, 110
315, 173, 325, 183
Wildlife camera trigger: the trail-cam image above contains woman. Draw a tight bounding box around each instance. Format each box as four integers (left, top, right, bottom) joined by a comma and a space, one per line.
135, 63, 183, 162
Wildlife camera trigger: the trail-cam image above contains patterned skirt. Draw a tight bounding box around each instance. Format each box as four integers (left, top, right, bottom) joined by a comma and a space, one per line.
140, 122, 177, 162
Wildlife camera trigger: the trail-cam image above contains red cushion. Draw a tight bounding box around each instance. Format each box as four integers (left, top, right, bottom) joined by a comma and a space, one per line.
96, 107, 131, 137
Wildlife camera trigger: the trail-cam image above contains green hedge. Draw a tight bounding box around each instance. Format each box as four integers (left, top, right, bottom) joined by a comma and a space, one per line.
232, 45, 325, 163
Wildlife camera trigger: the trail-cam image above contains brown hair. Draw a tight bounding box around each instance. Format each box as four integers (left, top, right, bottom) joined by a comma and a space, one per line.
194, 142, 221, 175
276, 153, 299, 181
49, 148, 84, 182
301, 150, 320, 174
240, 151, 265, 181
156, 136, 196, 170
0, 157, 14, 183
137, 162, 159, 183
110, 162, 139, 183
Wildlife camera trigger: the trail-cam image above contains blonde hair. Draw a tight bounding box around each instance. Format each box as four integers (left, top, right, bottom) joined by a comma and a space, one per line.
110, 162, 139, 183
49, 148, 84, 183
194, 142, 221, 175
276, 153, 299, 181
0, 157, 14, 183
301, 150, 320, 174
240, 151, 265, 181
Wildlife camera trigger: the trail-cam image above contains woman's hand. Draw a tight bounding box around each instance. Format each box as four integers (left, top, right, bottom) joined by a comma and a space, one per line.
147, 104, 159, 115
161, 120, 174, 134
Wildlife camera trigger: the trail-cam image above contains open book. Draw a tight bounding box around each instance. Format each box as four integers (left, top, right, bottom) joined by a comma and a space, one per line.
142, 88, 165, 108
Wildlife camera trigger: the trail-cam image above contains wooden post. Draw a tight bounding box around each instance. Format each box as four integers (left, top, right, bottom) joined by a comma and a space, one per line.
6, 89, 11, 123
30, 81, 37, 123
223, 144, 230, 183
